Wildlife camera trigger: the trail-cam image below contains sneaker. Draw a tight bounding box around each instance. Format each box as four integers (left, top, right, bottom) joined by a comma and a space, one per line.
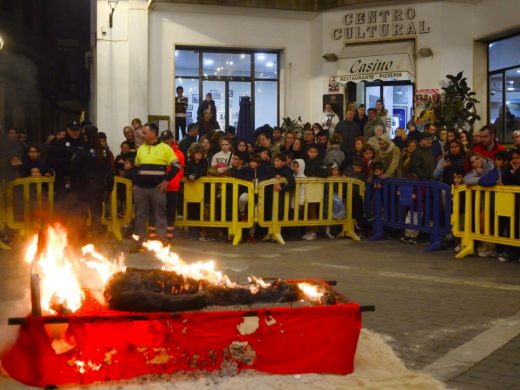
199, 236, 215, 242
477, 243, 497, 258
325, 232, 335, 239
400, 236, 410, 244
303, 232, 317, 241
454, 244, 461, 252
497, 252, 512, 262
408, 237, 418, 245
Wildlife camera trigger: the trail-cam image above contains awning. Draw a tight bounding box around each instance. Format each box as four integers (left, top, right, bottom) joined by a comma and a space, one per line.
336, 41, 415, 83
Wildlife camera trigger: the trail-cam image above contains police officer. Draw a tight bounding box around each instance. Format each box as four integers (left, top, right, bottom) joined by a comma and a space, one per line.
47, 121, 84, 196
131, 123, 181, 252
69, 125, 114, 237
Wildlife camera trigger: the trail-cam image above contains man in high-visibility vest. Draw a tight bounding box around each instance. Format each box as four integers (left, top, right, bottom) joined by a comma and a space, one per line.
130, 123, 181, 252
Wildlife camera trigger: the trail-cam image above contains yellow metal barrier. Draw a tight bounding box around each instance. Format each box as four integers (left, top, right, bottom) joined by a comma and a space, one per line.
0, 180, 10, 249
452, 184, 520, 258
101, 176, 133, 240
176, 177, 255, 246
5, 177, 55, 237
257, 177, 365, 244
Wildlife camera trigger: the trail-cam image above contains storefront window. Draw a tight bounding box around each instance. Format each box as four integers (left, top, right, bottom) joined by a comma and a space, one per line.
488, 35, 520, 143
363, 81, 414, 138
175, 47, 279, 139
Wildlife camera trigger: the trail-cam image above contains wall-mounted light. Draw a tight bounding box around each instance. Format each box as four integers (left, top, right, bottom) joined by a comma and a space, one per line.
322, 53, 338, 62
108, 0, 119, 29
0, 35, 4, 51
417, 47, 433, 58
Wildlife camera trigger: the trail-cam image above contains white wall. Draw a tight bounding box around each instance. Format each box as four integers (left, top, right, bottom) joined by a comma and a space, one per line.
148, 3, 316, 129
96, 0, 148, 150
474, 0, 520, 39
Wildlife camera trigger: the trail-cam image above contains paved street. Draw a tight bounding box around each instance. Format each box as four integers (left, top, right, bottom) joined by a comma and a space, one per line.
1, 234, 520, 389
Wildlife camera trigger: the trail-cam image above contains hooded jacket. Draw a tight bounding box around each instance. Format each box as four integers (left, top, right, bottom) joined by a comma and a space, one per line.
291, 159, 306, 207
378, 134, 403, 178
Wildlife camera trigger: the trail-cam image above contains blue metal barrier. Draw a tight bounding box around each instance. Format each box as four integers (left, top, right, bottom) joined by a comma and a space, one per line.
367, 178, 452, 251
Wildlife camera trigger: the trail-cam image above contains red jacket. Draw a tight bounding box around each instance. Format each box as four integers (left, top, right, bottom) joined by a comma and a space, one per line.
472, 142, 506, 161
167, 142, 185, 192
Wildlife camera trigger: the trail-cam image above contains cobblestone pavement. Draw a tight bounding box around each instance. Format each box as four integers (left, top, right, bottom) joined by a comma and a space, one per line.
1, 234, 520, 389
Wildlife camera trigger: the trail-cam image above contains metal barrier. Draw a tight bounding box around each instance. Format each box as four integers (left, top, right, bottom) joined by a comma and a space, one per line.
369, 179, 452, 251
257, 177, 365, 244
452, 184, 520, 259
101, 176, 134, 240
5, 177, 55, 238
0, 180, 10, 249
176, 177, 255, 246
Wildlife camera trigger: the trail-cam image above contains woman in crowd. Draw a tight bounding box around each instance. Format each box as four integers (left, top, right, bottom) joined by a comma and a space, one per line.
280, 130, 296, 155
402, 139, 417, 178
291, 138, 305, 160
463, 151, 494, 185
198, 135, 213, 165
460, 130, 473, 152
434, 139, 467, 185
377, 134, 403, 178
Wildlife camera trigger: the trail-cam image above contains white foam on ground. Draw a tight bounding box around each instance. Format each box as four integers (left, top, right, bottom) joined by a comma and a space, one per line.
0, 329, 448, 390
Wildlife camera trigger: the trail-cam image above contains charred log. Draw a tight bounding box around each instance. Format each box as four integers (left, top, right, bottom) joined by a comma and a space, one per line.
104, 269, 302, 312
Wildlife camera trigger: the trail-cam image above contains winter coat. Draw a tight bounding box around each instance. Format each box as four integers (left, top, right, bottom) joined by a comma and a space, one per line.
290, 159, 306, 207
433, 154, 466, 185
323, 144, 345, 168
463, 159, 494, 185
409, 144, 435, 180
378, 134, 403, 178
334, 120, 362, 165
304, 157, 328, 177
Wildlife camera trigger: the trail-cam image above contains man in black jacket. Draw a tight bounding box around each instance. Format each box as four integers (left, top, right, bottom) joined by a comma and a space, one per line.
334, 110, 362, 168
197, 93, 217, 123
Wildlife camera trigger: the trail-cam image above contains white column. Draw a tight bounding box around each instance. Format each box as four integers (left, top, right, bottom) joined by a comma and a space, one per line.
95, 0, 148, 151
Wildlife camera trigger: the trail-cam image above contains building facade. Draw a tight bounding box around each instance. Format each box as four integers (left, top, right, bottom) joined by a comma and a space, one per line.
95, 0, 520, 147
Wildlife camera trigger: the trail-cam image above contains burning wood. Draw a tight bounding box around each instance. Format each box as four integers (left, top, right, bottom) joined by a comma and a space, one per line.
104, 268, 305, 312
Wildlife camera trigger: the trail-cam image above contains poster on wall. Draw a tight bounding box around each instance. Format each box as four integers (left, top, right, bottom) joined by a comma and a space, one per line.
414, 89, 440, 128
328, 77, 340, 93
211, 90, 222, 100
192, 95, 199, 104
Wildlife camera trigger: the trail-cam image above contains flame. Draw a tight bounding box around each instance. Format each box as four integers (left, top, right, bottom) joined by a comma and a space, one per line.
25, 224, 126, 315
297, 283, 326, 303
81, 244, 126, 285
25, 224, 84, 314
143, 240, 239, 288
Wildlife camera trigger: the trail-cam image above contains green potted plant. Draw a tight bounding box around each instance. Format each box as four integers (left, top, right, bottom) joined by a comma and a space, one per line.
420, 72, 480, 131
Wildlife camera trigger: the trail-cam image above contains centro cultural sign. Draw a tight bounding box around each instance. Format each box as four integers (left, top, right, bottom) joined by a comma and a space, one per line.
332, 8, 431, 40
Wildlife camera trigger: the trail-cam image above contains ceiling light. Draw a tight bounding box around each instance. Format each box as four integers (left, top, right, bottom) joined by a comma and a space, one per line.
257, 54, 266, 61
506, 101, 511, 104
229, 61, 233, 65
266, 62, 274, 68
507, 87, 515, 91
175, 51, 179, 56
204, 59, 214, 65
240, 54, 245, 59
517, 69, 520, 73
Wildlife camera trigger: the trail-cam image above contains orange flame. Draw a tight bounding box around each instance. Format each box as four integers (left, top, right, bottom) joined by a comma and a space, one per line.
25, 224, 126, 314
25, 224, 84, 314
297, 283, 326, 303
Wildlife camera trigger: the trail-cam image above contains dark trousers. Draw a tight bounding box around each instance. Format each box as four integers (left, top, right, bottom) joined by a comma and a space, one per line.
175, 117, 187, 139
166, 191, 178, 227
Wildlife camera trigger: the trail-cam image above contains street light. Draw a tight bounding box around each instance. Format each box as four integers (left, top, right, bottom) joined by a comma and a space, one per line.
108, 0, 119, 29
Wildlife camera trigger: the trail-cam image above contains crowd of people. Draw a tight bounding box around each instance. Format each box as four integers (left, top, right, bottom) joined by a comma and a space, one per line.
1, 99, 520, 260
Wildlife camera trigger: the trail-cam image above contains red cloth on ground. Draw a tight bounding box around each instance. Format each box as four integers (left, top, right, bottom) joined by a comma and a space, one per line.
1, 290, 361, 387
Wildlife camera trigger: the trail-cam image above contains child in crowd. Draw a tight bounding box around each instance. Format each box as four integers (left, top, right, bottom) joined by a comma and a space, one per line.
184, 143, 210, 241
273, 154, 296, 221
22, 145, 49, 177
452, 169, 466, 253
324, 133, 345, 168
402, 140, 417, 177
115, 141, 135, 176
209, 136, 233, 176
254, 146, 271, 163
324, 162, 345, 239
291, 138, 305, 160
343, 156, 368, 232
361, 144, 377, 178
302, 144, 327, 240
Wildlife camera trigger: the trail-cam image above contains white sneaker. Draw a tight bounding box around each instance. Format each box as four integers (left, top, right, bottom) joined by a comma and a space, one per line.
303, 232, 317, 241
325, 232, 335, 239
454, 244, 461, 252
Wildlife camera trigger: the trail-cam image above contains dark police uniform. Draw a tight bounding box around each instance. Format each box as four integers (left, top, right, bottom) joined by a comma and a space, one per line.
69, 144, 115, 235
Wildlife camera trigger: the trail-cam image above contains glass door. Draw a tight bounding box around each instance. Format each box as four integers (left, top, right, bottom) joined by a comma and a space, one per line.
202, 80, 226, 130
228, 81, 251, 129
